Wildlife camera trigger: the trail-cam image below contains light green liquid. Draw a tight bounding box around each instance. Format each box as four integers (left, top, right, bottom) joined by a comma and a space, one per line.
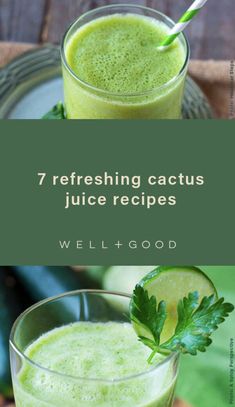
63, 14, 187, 119
66, 15, 184, 94
14, 322, 176, 406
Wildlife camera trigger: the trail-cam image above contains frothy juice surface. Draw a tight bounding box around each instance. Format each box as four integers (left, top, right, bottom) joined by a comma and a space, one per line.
14, 322, 176, 406
66, 14, 184, 94
62, 13, 187, 118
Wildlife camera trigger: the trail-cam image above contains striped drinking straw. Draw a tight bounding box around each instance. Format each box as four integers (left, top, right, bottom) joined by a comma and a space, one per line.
159, 0, 208, 48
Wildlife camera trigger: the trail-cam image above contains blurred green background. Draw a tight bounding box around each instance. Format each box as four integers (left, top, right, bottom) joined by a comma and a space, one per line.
177, 266, 235, 407
0, 265, 234, 406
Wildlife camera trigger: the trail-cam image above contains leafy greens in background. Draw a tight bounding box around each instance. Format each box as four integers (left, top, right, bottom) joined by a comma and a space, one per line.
42, 102, 66, 119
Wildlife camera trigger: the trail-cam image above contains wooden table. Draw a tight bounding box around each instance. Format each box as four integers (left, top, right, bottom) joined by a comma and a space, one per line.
0, 0, 234, 60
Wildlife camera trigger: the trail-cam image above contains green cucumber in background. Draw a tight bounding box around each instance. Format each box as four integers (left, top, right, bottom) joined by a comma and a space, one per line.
102, 266, 156, 293
85, 266, 108, 285
10, 266, 122, 354
12, 266, 98, 301
10, 267, 110, 349
0, 268, 28, 398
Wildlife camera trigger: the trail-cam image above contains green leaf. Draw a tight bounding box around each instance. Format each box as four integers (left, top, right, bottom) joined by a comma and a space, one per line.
42, 102, 66, 119
131, 285, 234, 361
162, 291, 234, 355
138, 336, 156, 350
131, 285, 167, 346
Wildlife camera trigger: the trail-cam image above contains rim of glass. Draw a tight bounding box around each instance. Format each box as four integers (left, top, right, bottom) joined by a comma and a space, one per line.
10, 289, 179, 383
61, 4, 190, 98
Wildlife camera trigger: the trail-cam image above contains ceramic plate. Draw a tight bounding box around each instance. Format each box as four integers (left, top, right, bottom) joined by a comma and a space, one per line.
0, 46, 213, 119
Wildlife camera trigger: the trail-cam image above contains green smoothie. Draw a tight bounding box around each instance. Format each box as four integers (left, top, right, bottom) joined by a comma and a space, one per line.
62, 11, 188, 119
14, 322, 176, 406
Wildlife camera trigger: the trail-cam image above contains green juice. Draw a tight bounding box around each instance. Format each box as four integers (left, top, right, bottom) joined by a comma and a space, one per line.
14, 322, 176, 406
62, 12, 188, 119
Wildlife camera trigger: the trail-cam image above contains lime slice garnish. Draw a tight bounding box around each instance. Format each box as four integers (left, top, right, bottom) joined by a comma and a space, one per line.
130, 266, 218, 343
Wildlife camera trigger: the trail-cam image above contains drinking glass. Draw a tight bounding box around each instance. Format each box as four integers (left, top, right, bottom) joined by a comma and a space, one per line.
61, 5, 190, 119
10, 289, 179, 406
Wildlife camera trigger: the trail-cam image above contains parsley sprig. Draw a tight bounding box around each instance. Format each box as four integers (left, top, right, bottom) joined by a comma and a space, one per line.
131, 285, 234, 363
42, 102, 66, 119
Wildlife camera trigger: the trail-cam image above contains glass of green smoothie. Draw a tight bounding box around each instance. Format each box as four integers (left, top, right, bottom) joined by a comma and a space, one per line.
10, 290, 179, 406
61, 4, 190, 119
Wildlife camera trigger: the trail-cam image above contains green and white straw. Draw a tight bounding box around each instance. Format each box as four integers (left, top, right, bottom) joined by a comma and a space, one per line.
159, 0, 208, 48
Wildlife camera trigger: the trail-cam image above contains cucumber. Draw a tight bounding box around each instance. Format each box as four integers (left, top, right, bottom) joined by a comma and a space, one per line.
12, 266, 97, 301
103, 266, 157, 294
11, 267, 121, 347
10, 266, 106, 353
0, 268, 27, 398
85, 266, 108, 285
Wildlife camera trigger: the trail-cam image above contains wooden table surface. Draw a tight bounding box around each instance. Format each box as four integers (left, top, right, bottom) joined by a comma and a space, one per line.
0, 0, 234, 60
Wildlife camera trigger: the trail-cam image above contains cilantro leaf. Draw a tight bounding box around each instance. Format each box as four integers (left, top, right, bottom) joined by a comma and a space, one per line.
162, 291, 234, 355
131, 285, 167, 347
42, 102, 66, 119
131, 285, 234, 361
